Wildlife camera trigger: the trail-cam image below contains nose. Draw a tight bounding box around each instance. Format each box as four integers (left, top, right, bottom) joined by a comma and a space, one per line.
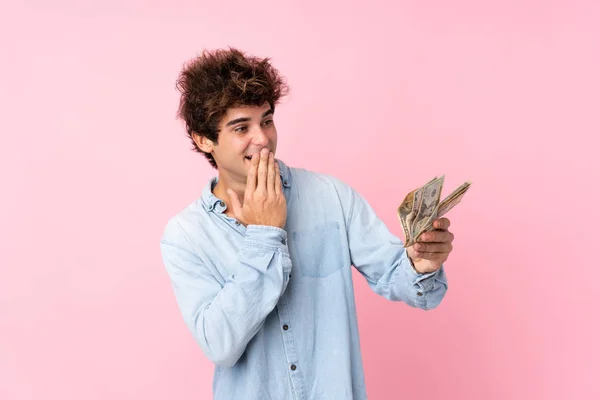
250, 126, 270, 146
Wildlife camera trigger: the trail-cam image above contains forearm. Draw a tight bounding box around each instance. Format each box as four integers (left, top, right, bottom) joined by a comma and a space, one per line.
162, 225, 292, 367
195, 227, 291, 366
369, 251, 448, 310
329, 175, 449, 310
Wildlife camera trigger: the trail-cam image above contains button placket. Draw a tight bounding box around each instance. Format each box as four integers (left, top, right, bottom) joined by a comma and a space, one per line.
276, 299, 306, 398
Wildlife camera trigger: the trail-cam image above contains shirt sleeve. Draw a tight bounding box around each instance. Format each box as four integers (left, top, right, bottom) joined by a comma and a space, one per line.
330, 176, 448, 310
160, 220, 292, 367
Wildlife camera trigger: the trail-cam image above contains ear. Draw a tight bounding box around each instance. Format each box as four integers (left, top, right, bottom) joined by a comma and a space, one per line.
192, 132, 215, 153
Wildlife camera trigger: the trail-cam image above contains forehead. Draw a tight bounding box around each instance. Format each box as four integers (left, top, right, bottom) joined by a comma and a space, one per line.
223, 103, 272, 121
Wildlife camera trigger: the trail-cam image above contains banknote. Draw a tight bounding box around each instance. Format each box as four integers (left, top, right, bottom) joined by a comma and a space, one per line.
411, 175, 445, 240
397, 187, 417, 246
415, 181, 471, 238
397, 177, 437, 244
433, 181, 471, 220
398, 177, 471, 247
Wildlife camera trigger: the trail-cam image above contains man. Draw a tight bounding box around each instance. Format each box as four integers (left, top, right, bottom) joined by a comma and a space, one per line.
160, 47, 455, 400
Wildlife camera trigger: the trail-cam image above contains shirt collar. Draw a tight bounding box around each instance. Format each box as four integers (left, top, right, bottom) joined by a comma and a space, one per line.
201, 158, 292, 213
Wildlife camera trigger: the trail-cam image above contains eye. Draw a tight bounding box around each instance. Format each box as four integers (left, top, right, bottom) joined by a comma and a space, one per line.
263, 119, 274, 126
234, 125, 248, 133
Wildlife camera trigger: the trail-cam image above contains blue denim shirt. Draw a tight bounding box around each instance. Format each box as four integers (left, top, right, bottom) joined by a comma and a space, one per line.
160, 159, 448, 400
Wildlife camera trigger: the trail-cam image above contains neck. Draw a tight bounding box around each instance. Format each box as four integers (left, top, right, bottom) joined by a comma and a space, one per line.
212, 173, 246, 216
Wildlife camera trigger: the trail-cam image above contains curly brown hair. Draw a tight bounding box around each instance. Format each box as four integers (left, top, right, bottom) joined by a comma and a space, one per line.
175, 47, 289, 168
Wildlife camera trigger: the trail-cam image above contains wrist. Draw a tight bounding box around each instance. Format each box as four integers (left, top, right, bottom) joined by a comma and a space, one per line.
407, 254, 420, 274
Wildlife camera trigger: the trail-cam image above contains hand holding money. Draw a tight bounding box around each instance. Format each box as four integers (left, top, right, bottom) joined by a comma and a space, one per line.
397, 176, 470, 273
397, 176, 470, 247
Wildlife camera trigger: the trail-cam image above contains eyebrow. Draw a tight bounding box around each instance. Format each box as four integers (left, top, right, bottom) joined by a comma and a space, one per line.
225, 109, 274, 127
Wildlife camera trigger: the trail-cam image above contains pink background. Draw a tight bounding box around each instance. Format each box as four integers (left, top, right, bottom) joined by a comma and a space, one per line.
1, 1, 598, 399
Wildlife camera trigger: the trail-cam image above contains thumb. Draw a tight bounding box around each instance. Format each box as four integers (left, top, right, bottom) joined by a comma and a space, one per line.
406, 246, 422, 262
227, 189, 243, 219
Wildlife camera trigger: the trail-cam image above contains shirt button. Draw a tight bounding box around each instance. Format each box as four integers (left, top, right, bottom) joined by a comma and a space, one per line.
235, 221, 240, 225
417, 291, 423, 296
283, 181, 289, 186
290, 364, 297, 371
283, 324, 289, 331
218, 201, 225, 207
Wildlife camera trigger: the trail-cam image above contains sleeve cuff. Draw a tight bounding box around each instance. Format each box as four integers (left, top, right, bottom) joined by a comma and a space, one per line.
401, 251, 447, 292
243, 225, 288, 249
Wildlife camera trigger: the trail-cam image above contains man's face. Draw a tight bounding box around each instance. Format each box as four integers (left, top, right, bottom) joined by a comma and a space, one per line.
196, 102, 278, 181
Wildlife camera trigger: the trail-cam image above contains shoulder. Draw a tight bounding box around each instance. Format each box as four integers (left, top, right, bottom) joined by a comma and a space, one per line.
286, 163, 354, 195
293, 166, 361, 211
160, 197, 208, 251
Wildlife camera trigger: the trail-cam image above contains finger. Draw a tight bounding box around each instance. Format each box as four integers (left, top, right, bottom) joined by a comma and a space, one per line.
256, 148, 269, 192
227, 189, 243, 220
274, 158, 283, 195
413, 242, 453, 254
418, 230, 454, 243
412, 250, 448, 263
246, 153, 259, 192
433, 218, 451, 230
267, 152, 275, 196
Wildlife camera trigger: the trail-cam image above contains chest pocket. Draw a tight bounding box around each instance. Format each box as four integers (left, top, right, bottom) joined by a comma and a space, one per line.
289, 220, 345, 278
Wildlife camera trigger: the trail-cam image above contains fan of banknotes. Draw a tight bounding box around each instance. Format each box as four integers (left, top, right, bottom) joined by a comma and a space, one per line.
397, 175, 471, 248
